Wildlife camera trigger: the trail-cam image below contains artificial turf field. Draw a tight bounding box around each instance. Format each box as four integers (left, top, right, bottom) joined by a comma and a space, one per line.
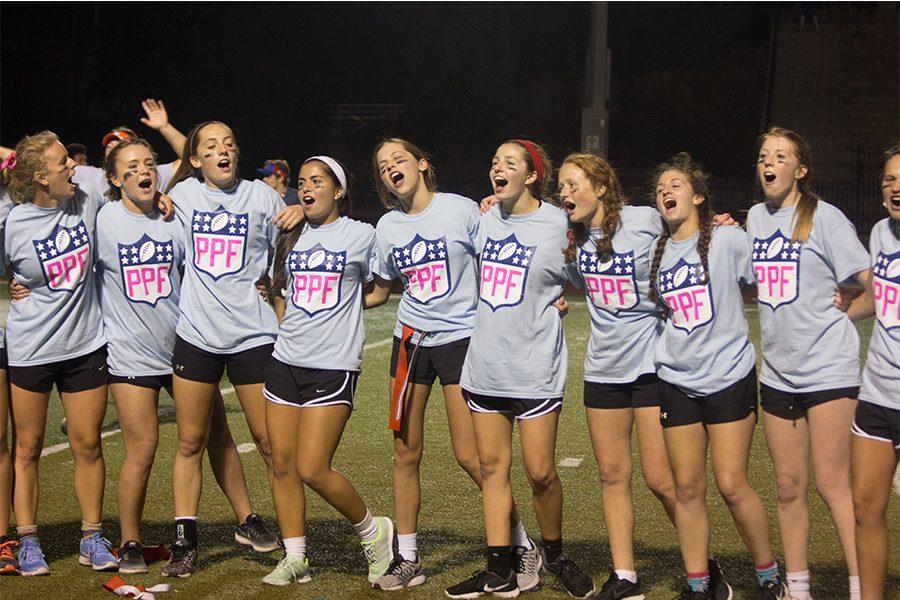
1, 298, 897, 599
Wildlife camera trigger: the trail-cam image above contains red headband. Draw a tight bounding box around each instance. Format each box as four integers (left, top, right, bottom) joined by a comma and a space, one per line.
101, 130, 131, 148
513, 139, 544, 186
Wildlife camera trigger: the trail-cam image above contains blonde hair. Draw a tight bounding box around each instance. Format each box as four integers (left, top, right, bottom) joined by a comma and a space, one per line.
167, 121, 240, 192
8, 130, 61, 204
758, 126, 817, 243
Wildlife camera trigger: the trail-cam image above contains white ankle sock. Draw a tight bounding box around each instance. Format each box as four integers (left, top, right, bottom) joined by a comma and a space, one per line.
786, 570, 811, 600
353, 511, 378, 543
511, 521, 532, 549
283, 536, 306, 558
849, 575, 860, 600
615, 569, 638, 584
397, 533, 418, 562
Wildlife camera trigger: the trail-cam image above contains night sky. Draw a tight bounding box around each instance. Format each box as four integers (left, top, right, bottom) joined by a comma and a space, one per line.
1, 2, 773, 215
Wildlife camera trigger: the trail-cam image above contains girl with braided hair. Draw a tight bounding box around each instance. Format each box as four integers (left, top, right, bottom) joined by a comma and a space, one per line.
649, 153, 788, 600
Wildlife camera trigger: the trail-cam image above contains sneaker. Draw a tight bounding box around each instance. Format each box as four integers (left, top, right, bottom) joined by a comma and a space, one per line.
234, 513, 279, 553
0, 536, 20, 575
708, 558, 733, 600
445, 569, 519, 599
595, 569, 645, 600
542, 554, 595, 599
361, 516, 394, 583
680, 588, 711, 600
162, 538, 198, 577
118, 540, 148, 574
262, 554, 311, 586
372, 556, 426, 590
18, 536, 49, 576
78, 532, 118, 571
760, 580, 791, 600
512, 544, 542, 592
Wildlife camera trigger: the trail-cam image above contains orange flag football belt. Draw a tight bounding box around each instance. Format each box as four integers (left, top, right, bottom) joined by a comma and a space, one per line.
389, 324, 426, 431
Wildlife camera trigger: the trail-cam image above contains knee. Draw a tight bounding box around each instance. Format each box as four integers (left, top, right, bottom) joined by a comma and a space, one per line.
673, 475, 706, 505
15, 437, 43, 466
525, 464, 559, 494
270, 451, 295, 480
852, 491, 886, 525
478, 454, 509, 482
597, 459, 630, 487
297, 463, 328, 487
454, 450, 481, 479
125, 437, 158, 468
69, 432, 103, 462
775, 473, 806, 506
251, 434, 272, 461
814, 476, 850, 508
177, 431, 207, 459
715, 473, 751, 507
644, 472, 676, 502
393, 440, 423, 471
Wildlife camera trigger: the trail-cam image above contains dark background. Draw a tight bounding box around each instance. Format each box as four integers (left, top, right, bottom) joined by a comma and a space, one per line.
0, 2, 784, 214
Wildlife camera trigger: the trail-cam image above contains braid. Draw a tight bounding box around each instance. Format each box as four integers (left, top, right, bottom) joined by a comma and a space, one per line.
696, 201, 713, 284
647, 223, 670, 303
564, 222, 587, 264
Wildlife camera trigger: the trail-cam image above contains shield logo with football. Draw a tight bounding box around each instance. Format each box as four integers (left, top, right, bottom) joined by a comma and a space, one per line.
32, 221, 92, 292
872, 249, 900, 331
479, 234, 536, 311
579, 248, 639, 313
118, 233, 175, 306
190, 207, 249, 280
657, 257, 715, 333
288, 243, 346, 316
752, 230, 801, 310
392, 234, 452, 304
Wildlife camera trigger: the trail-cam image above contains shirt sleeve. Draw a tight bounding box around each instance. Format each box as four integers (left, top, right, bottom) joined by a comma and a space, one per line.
823, 209, 870, 282
370, 229, 399, 280
360, 225, 376, 284
466, 203, 481, 249
728, 227, 756, 284
563, 260, 583, 289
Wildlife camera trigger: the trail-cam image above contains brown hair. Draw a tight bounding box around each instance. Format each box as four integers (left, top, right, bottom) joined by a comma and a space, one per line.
8, 130, 61, 204
103, 138, 159, 201
648, 152, 714, 303
372, 138, 438, 210
758, 126, 817, 243
264, 158, 292, 186
883, 142, 900, 174
166, 121, 240, 193
506, 139, 554, 200
560, 153, 627, 264
271, 158, 353, 295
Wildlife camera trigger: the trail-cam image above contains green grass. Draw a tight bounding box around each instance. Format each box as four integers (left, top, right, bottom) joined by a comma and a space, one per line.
2, 299, 897, 599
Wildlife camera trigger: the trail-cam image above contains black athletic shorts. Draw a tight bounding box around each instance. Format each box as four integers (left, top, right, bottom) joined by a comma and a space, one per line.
659, 368, 759, 428
465, 390, 562, 420
851, 400, 900, 450
172, 336, 272, 385
0, 347, 6, 371
109, 373, 173, 391
263, 357, 358, 408
584, 373, 660, 409
390, 336, 469, 386
761, 383, 859, 420
8, 345, 109, 394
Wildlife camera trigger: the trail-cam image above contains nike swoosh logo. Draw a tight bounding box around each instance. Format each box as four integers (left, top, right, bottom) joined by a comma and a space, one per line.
316, 389, 327, 393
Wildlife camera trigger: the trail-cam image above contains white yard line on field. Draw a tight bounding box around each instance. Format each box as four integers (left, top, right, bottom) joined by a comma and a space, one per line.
40, 336, 395, 458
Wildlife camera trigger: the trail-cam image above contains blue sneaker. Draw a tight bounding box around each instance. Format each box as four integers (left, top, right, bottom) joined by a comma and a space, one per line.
18, 536, 49, 576
79, 532, 118, 571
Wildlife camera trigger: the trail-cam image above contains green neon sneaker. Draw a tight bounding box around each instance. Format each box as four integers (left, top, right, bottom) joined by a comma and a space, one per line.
361, 516, 394, 583
262, 554, 311, 586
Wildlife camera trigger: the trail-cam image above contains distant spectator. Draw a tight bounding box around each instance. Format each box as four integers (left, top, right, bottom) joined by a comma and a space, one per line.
258, 158, 299, 205
65, 142, 89, 166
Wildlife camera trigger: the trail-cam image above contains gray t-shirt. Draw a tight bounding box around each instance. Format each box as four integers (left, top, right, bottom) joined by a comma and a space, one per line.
373, 193, 480, 347
96, 201, 185, 376
73, 163, 175, 201
565, 206, 664, 384
746, 200, 870, 392
460, 202, 569, 398
4, 188, 106, 366
653, 225, 756, 396
273, 216, 375, 371
859, 218, 900, 410
171, 177, 285, 353
0, 186, 13, 350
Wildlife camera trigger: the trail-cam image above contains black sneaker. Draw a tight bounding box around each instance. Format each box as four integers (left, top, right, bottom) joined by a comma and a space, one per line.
234, 513, 279, 553
760, 580, 790, 600
118, 541, 148, 574
444, 569, 519, 598
162, 538, 198, 578
595, 569, 645, 600
680, 587, 711, 600
542, 554, 595, 599
708, 558, 733, 600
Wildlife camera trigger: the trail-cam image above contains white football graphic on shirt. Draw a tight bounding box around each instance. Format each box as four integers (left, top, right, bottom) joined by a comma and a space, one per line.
210, 213, 230, 232
496, 242, 518, 261
411, 240, 428, 263
672, 264, 690, 287
598, 258, 613, 272
139, 240, 157, 263
307, 249, 326, 269
886, 258, 900, 279
766, 236, 784, 259
54, 229, 71, 252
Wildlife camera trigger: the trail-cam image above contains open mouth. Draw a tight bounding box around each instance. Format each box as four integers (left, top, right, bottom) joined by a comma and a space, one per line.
891, 195, 900, 209
302, 195, 316, 206
138, 178, 152, 190
563, 200, 576, 212
493, 177, 508, 193
389, 171, 404, 186
663, 198, 677, 210
217, 159, 232, 171
763, 171, 776, 184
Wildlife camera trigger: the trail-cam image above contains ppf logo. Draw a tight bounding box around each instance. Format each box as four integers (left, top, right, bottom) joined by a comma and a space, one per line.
33, 221, 91, 292
479, 234, 536, 311
872, 250, 900, 330
579, 248, 638, 313
191, 207, 248, 280
753, 231, 801, 309
392, 234, 451, 304
117, 233, 174, 306
289, 243, 346, 316
658, 258, 714, 333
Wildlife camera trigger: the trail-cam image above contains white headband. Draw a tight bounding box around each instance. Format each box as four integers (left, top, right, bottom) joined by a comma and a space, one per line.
304, 155, 347, 192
